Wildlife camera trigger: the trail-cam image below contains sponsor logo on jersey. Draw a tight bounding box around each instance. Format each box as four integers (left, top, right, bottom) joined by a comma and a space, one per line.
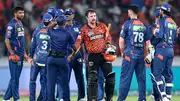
167, 23, 177, 29
39, 34, 50, 40
89, 34, 104, 40
133, 25, 145, 31
18, 31, 24, 36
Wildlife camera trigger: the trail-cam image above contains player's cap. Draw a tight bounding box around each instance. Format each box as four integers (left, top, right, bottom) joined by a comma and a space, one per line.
154, 10, 160, 18
55, 9, 64, 18
42, 13, 53, 23
64, 8, 74, 15
47, 7, 56, 17
56, 15, 70, 23
161, 3, 171, 12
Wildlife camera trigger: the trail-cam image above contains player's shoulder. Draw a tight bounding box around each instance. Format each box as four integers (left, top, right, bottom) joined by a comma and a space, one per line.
131, 19, 144, 25
7, 19, 17, 27
73, 20, 81, 27
81, 24, 89, 32
122, 20, 131, 29
165, 17, 176, 24
97, 22, 106, 28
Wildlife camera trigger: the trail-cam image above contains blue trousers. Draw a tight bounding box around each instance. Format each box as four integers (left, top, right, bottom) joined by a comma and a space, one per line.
118, 57, 146, 101
3, 56, 24, 101
152, 48, 174, 100
150, 60, 161, 101
29, 63, 47, 101
47, 56, 70, 101
57, 53, 85, 101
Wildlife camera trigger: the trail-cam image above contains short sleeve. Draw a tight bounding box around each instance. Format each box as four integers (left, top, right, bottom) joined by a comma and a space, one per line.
68, 31, 75, 46
144, 26, 151, 41
5, 24, 14, 38
120, 21, 128, 38
154, 19, 164, 38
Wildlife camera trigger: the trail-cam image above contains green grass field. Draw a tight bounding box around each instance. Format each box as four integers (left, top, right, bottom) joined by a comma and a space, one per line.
0, 96, 180, 101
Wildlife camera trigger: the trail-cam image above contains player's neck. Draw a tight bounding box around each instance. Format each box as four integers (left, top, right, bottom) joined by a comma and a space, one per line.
14, 17, 21, 22
69, 20, 73, 25
130, 15, 137, 19
88, 22, 96, 29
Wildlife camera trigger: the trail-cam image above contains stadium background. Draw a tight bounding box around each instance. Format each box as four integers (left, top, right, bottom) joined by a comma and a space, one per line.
0, 0, 180, 100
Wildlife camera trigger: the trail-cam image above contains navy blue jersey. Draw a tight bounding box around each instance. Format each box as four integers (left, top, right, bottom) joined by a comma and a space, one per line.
30, 27, 50, 65
48, 27, 75, 53
5, 18, 25, 56
33, 23, 44, 35
66, 21, 81, 54
147, 24, 160, 46
120, 19, 149, 59
154, 16, 177, 48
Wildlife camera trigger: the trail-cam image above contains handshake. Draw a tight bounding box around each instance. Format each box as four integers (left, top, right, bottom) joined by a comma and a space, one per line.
145, 44, 155, 64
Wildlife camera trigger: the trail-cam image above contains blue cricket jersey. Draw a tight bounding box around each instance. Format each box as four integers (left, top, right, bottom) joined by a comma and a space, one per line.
66, 21, 81, 54
154, 16, 177, 48
120, 18, 149, 59
30, 26, 50, 65
5, 18, 25, 56
48, 26, 75, 54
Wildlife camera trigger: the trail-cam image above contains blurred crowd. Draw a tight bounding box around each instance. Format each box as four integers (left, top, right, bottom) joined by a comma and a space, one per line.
0, 0, 180, 57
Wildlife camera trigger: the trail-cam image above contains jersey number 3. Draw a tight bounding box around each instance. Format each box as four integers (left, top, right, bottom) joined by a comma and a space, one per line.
41, 40, 48, 50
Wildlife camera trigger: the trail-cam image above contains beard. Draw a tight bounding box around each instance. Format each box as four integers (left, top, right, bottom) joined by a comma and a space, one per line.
17, 16, 24, 20
90, 19, 96, 24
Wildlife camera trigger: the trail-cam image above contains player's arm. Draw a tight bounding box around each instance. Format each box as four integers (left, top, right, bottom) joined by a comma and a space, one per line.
29, 31, 37, 66
68, 31, 77, 62
5, 25, 18, 62
119, 23, 127, 58
145, 26, 155, 64
30, 31, 37, 59
75, 29, 84, 50
153, 19, 163, 38
5, 38, 14, 55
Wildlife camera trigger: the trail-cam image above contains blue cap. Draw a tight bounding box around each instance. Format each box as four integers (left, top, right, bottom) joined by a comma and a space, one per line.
56, 15, 70, 23
42, 13, 53, 23
161, 3, 170, 12
154, 10, 160, 18
47, 7, 56, 17
64, 8, 74, 15
55, 9, 64, 18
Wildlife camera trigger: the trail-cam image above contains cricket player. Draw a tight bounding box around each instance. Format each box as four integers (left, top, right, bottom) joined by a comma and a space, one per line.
146, 9, 162, 101
76, 8, 115, 101
147, 3, 177, 101
29, 13, 53, 101
118, 5, 150, 101
47, 15, 77, 101
3, 6, 28, 101
64, 8, 85, 101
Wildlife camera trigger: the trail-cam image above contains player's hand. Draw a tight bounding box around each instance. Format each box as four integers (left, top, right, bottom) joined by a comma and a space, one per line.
145, 54, 152, 64
12, 54, 18, 63
24, 54, 28, 62
29, 58, 34, 67
121, 52, 125, 58
68, 55, 73, 62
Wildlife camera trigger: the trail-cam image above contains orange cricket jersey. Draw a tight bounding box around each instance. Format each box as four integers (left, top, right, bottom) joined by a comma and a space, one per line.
76, 22, 111, 53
